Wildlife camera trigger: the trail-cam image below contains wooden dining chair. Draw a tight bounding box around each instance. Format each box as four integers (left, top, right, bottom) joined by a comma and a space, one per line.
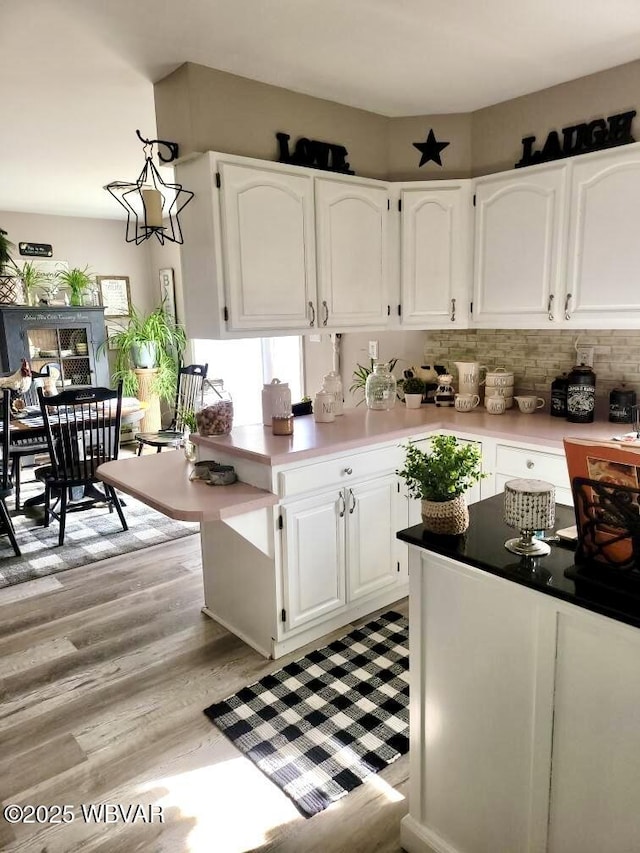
0, 388, 22, 556
135, 363, 208, 455
9, 366, 52, 510
35, 381, 128, 546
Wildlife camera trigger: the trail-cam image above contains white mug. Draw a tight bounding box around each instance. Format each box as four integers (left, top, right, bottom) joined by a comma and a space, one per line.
486, 396, 506, 415
515, 395, 545, 414
454, 393, 480, 412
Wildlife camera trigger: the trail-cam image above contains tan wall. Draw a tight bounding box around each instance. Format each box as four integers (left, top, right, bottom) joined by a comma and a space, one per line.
0, 210, 156, 313
471, 59, 640, 176
387, 114, 473, 180
155, 63, 389, 180
156, 60, 640, 181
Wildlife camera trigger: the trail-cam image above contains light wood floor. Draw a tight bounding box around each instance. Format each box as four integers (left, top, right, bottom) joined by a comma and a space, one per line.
0, 533, 409, 852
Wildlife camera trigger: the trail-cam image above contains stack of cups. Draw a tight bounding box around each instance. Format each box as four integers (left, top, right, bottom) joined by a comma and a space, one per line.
483, 367, 514, 410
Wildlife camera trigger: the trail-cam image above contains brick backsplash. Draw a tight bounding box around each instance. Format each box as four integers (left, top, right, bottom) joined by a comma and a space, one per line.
423, 329, 639, 401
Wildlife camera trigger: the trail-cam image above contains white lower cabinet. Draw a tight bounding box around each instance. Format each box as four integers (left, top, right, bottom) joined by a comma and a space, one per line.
402, 549, 640, 853
281, 473, 405, 633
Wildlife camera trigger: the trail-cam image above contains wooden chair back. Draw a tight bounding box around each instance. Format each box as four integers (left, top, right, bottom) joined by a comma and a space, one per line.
173, 363, 208, 431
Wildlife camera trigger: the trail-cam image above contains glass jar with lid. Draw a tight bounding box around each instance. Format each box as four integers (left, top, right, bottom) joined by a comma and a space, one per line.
322, 370, 344, 416
196, 378, 234, 435
365, 362, 397, 410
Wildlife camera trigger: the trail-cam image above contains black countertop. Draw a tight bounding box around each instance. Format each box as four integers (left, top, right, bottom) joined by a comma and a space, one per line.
397, 494, 640, 630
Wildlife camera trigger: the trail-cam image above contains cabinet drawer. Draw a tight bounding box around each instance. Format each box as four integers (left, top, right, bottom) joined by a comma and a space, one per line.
278, 444, 403, 498
495, 444, 570, 490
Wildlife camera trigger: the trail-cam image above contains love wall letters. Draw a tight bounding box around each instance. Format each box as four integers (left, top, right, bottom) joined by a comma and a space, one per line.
515, 110, 636, 168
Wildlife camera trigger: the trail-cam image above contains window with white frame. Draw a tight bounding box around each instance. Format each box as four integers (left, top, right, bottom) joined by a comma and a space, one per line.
192, 336, 304, 426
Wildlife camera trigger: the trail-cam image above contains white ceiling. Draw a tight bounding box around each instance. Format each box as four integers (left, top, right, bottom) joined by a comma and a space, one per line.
3, 0, 640, 220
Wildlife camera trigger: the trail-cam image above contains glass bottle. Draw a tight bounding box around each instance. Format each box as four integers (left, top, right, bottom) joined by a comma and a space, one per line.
196, 378, 234, 435
365, 362, 397, 411
322, 370, 344, 415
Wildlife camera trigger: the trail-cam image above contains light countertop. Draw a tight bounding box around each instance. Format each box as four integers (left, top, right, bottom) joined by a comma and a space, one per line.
193, 406, 625, 466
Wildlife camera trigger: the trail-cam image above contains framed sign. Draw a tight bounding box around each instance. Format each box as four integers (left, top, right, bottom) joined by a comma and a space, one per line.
159, 267, 176, 324
97, 275, 131, 317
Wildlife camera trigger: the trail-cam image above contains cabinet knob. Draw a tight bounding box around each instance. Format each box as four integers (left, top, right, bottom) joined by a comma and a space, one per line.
526, 460, 535, 469
343, 467, 353, 475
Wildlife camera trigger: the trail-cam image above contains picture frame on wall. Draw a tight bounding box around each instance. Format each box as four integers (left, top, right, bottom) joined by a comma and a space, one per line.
159, 267, 177, 324
97, 275, 131, 317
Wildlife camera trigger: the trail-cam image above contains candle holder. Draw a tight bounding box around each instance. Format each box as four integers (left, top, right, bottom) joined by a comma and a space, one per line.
503, 478, 556, 556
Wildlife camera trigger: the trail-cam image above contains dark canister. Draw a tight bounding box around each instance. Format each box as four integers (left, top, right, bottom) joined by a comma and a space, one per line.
550, 372, 568, 418
566, 364, 596, 423
609, 383, 636, 424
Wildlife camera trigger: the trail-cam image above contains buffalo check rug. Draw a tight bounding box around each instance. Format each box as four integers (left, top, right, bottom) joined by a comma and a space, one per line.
204, 610, 409, 817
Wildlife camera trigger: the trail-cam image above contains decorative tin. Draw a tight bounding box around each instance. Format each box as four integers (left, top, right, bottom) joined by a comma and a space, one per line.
566, 364, 596, 423
609, 384, 636, 424
550, 372, 568, 418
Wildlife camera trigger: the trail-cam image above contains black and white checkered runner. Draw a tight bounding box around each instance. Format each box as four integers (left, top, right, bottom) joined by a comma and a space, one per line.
204, 611, 409, 817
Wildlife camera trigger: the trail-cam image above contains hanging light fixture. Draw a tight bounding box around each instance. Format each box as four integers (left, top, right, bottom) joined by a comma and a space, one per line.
105, 130, 194, 245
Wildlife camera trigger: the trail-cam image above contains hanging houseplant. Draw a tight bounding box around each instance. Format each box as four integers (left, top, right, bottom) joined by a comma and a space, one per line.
397, 435, 487, 535
98, 303, 187, 403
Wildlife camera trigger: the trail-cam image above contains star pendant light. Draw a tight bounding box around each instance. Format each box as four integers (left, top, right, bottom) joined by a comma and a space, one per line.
105, 130, 194, 246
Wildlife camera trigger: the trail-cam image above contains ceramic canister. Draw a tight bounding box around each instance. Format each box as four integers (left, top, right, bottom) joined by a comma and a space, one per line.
314, 390, 335, 422
262, 378, 290, 426
484, 367, 514, 388
609, 384, 636, 424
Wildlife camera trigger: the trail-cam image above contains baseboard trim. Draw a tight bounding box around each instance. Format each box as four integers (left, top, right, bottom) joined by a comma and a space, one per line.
400, 815, 460, 853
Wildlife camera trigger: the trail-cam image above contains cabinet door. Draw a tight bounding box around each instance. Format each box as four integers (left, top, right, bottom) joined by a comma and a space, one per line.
400, 183, 471, 327
565, 145, 640, 325
472, 165, 568, 327
220, 162, 316, 331
281, 491, 346, 631
548, 611, 640, 852
347, 475, 403, 601
315, 177, 390, 328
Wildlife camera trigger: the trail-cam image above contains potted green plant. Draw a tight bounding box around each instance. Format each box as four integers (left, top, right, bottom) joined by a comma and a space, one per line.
397, 435, 487, 534
56, 265, 94, 306
292, 395, 313, 416
402, 376, 425, 409
99, 304, 187, 403
15, 261, 50, 306
0, 229, 24, 304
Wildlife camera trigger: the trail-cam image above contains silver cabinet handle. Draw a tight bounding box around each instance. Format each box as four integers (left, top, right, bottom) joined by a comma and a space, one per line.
526, 459, 535, 469
322, 300, 329, 326
338, 492, 346, 517
547, 293, 554, 321
343, 467, 353, 475
308, 301, 315, 327
450, 298, 456, 322
348, 488, 356, 514
564, 293, 572, 320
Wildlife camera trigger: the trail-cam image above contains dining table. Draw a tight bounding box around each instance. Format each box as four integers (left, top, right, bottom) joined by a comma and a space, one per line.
4, 397, 146, 511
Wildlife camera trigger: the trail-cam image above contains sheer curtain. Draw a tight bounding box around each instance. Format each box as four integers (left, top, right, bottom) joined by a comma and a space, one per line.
192, 336, 304, 426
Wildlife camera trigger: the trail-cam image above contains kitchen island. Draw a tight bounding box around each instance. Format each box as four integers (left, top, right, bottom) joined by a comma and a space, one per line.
397, 496, 640, 853
100, 405, 625, 658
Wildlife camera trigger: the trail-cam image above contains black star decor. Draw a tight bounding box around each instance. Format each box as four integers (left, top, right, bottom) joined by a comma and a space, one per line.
413, 129, 450, 167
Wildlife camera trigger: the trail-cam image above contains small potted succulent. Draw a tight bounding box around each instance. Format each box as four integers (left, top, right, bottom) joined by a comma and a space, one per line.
403, 376, 425, 409
397, 435, 487, 535
292, 395, 313, 416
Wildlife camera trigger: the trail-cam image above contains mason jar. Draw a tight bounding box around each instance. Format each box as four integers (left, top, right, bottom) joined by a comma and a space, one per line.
196, 378, 234, 435
365, 362, 397, 411
322, 370, 344, 415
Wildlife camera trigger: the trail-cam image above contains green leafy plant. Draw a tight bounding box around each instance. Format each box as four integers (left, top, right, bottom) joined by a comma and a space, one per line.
349, 358, 400, 404
402, 376, 425, 396
397, 435, 487, 502
0, 229, 19, 276
177, 406, 198, 432
15, 261, 50, 304
56, 265, 94, 306
98, 304, 187, 402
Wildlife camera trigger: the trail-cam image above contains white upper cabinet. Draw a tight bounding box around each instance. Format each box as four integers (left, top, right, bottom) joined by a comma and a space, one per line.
564, 144, 640, 326
399, 182, 472, 327
472, 164, 568, 327
220, 161, 316, 332
315, 177, 391, 329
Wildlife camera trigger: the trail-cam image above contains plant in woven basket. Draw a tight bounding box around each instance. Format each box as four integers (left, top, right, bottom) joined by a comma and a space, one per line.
397, 436, 488, 534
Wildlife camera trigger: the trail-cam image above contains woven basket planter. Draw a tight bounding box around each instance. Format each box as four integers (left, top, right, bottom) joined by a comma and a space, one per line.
421, 494, 469, 535
0, 275, 25, 305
